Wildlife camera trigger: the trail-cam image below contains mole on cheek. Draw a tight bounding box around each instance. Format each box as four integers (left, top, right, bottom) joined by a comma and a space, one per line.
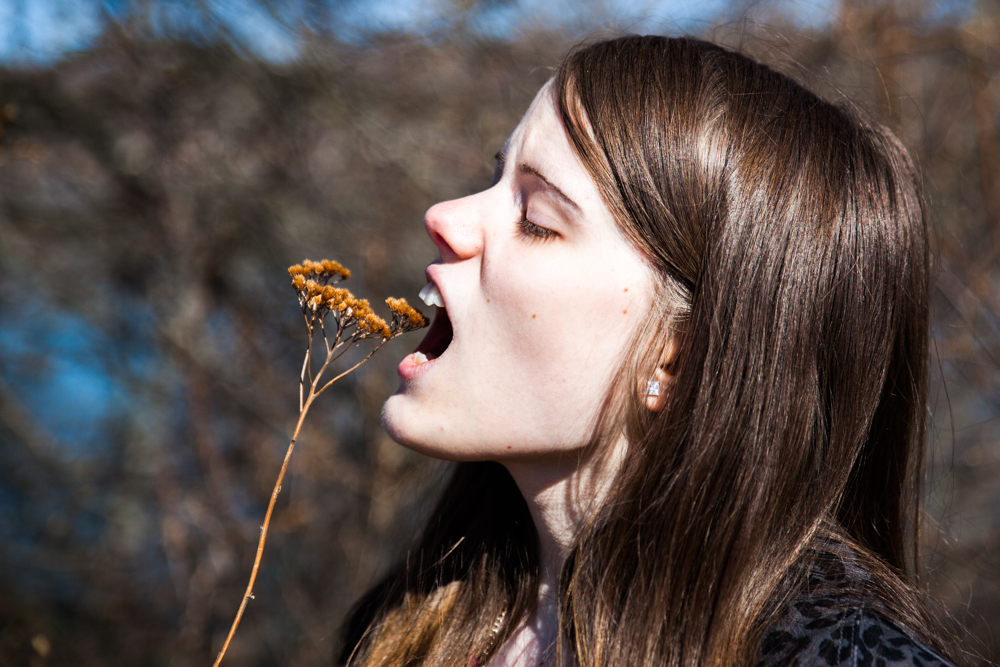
532, 314, 536, 319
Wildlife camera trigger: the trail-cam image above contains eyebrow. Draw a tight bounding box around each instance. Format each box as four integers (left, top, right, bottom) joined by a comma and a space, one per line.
494, 149, 582, 214
517, 163, 582, 214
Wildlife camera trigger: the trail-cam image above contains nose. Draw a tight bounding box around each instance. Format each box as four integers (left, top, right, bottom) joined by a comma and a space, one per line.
424, 196, 484, 263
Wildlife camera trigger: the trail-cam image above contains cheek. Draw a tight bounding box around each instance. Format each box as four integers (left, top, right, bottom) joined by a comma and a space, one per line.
484, 253, 649, 390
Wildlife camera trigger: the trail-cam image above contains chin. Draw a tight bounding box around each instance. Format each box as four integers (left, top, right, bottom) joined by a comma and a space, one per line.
381, 393, 415, 444
382, 393, 443, 458
381, 394, 484, 462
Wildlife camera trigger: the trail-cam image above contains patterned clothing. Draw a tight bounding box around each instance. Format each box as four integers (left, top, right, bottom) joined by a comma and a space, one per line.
757, 548, 956, 667
758, 599, 955, 667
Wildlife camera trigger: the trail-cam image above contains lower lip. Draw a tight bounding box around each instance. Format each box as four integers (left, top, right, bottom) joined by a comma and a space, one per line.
398, 352, 437, 381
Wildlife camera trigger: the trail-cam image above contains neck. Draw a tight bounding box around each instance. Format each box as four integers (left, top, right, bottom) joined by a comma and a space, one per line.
504, 460, 582, 588
502, 438, 625, 607
493, 443, 623, 667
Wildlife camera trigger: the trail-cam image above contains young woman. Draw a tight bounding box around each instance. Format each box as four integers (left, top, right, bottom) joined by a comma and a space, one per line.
341, 35, 962, 667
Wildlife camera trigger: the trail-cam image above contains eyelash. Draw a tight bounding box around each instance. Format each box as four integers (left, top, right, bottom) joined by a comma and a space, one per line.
517, 216, 558, 242
494, 153, 558, 242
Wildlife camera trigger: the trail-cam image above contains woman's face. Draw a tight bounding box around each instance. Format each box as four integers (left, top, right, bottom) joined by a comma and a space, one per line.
382, 83, 656, 462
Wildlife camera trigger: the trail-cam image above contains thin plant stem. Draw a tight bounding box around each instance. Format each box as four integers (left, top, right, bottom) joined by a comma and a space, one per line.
318, 342, 386, 396
306, 324, 316, 386
214, 332, 392, 666
319, 318, 332, 354
299, 340, 311, 412
212, 391, 315, 667
212, 260, 426, 666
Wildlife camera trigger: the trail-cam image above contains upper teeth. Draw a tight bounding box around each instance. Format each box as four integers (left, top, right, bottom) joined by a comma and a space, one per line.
419, 282, 444, 308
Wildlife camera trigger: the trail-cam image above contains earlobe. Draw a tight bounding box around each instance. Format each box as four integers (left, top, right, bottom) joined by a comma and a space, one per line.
644, 336, 679, 412
645, 368, 669, 412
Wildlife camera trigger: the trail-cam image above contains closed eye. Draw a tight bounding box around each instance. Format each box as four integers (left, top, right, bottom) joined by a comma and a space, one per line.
517, 217, 559, 242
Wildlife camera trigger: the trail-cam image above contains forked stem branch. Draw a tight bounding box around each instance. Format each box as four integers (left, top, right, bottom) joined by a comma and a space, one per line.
211, 259, 427, 666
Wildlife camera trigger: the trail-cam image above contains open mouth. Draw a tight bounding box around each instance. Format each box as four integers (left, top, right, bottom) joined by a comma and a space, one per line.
413, 307, 453, 363
411, 280, 453, 365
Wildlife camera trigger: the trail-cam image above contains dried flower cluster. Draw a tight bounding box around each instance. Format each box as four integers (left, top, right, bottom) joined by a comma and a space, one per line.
289, 261, 427, 341
386, 297, 429, 333
214, 258, 427, 667
288, 258, 351, 281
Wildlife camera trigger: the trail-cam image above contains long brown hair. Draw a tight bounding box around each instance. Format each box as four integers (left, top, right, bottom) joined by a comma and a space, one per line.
340, 35, 956, 667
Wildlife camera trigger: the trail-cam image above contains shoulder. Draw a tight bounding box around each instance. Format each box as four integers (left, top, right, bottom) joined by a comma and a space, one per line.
757, 598, 956, 667
756, 546, 957, 667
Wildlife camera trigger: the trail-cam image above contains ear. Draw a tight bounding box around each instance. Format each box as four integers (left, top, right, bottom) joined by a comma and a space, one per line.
644, 336, 679, 412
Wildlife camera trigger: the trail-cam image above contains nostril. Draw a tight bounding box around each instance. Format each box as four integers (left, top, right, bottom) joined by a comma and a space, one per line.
428, 229, 460, 263
424, 197, 482, 261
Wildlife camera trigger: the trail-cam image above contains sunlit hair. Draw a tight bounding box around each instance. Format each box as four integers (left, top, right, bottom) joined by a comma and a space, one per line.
340, 35, 958, 666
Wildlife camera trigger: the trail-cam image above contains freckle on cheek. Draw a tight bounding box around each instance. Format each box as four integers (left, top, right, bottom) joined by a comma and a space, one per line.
487, 298, 490, 303
623, 309, 627, 314
532, 314, 536, 319
507, 446, 512, 450
624, 288, 628, 292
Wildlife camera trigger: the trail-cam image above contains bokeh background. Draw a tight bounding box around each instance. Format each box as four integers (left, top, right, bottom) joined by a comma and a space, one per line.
0, 0, 998, 664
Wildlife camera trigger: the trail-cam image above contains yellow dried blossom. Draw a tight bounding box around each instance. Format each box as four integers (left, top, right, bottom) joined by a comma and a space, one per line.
323, 286, 349, 311
356, 312, 392, 339
320, 259, 350, 279
349, 298, 373, 321
304, 280, 322, 297
288, 258, 350, 283
386, 297, 428, 333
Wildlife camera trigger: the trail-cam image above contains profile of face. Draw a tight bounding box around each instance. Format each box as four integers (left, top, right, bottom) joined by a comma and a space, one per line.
382, 82, 656, 462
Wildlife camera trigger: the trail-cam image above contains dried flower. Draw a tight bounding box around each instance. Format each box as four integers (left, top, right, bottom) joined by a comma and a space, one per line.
386, 297, 429, 334
214, 258, 428, 667
287, 258, 351, 282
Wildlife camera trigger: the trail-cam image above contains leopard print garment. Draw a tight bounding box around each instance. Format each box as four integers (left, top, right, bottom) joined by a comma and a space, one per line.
757, 600, 955, 667
756, 549, 956, 667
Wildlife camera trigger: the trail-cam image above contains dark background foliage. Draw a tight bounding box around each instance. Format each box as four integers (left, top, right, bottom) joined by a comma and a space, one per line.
0, 0, 998, 664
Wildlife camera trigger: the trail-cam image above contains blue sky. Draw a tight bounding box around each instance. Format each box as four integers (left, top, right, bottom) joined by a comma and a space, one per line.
0, 0, 847, 65
0, 295, 124, 457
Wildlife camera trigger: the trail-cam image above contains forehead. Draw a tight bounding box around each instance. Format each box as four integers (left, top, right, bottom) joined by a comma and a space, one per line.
508, 82, 566, 155
518, 79, 559, 133
508, 82, 603, 208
